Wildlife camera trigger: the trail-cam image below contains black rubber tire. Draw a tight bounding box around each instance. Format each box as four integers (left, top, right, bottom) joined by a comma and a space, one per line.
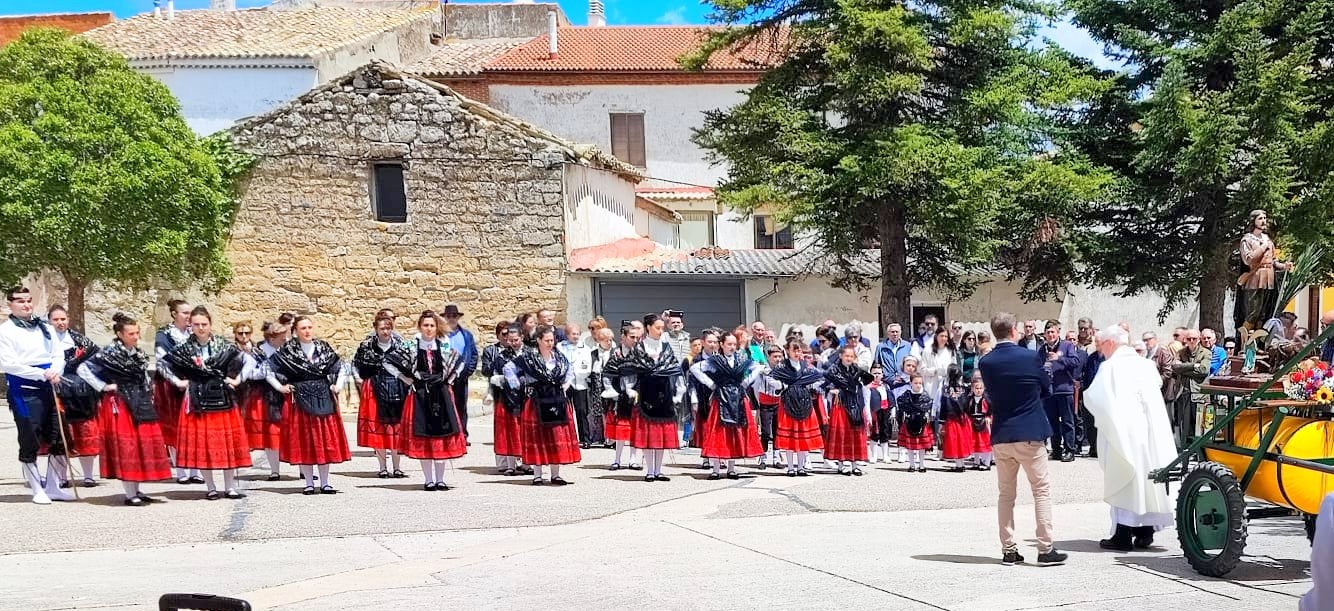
1305, 513, 1318, 545
1176, 461, 1247, 577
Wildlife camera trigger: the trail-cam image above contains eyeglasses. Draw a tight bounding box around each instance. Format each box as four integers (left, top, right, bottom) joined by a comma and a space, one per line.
235, 331, 251, 335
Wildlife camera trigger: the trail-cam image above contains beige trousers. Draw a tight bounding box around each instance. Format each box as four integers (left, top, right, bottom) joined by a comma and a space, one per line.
994, 440, 1054, 553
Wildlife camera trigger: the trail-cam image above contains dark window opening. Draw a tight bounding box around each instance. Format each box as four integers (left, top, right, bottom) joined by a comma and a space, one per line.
754, 215, 794, 249
372, 162, 407, 223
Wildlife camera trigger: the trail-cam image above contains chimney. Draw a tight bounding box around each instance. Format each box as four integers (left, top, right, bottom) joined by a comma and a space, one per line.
588, 0, 606, 27
210, 0, 237, 10
153, 0, 161, 18
547, 9, 558, 59
166, 0, 175, 19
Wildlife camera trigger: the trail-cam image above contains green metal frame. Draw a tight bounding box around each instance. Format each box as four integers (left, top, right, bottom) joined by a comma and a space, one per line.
1151, 323, 1334, 485
1238, 408, 1288, 490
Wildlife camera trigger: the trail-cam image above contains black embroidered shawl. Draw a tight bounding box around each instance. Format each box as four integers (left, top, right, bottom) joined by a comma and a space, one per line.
898, 391, 933, 436
966, 393, 990, 432
625, 341, 679, 423
407, 340, 461, 438
57, 330, 101, 422
516, 349, 571, 425
704, 353, 751, 427
353, 337, 408, 423
162, 335, 242, 413
271, 339, 341, 417
824, 362, 872, 426
485, 345, 524, 416
600, 345, 637, 420
88, 341, 156, 424
770, 361, 824, 420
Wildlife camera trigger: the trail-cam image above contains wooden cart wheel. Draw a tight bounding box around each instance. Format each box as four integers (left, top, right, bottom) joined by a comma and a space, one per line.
1176, 461, 1247, 577
1305, 513, 1318, 544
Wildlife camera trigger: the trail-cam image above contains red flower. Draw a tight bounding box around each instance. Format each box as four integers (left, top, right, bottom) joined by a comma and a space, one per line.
1293, 373, 1305, 383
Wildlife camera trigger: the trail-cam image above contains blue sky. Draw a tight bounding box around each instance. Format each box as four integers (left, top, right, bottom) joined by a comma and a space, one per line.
3, 1, 1115, 68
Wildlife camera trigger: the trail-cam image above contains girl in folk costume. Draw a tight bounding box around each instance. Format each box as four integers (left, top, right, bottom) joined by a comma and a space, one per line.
267, 316, 351, 495
919, 328, 955, 456
504, 325, 583, 485
752, 345, 787, 469
890, 356, 920, 463
599, 322, 642, 471
585, 327, 615, 449
161, 306, 251, 499
77, 313, 172, 506
244, 321, 288, 480
689, 332, 764, 480
625, 314, 684, 482
865, 363, 894, 463
823, 346, 873, 475
771, 340, 827, 477
964, 375, 993, 470
938, 366, 974, 472
897, 374, 935, 473
353, 313, 409, 479
687, 329, 721, 468
154, 299, 200, 484
483, 324, 528, 476
395, 311, 467, 491
49, 305, 102, 487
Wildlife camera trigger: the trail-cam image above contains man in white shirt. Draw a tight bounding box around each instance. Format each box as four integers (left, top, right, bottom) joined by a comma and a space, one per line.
558, 323, 594, 448
0, 287, 72, 504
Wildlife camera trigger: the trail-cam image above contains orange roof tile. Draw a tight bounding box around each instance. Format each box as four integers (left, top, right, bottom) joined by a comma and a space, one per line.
485, 26, 782, 72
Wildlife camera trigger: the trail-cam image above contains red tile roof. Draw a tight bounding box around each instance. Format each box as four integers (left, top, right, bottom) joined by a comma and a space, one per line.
486, 26, 781, 72
0, 12, 113, 46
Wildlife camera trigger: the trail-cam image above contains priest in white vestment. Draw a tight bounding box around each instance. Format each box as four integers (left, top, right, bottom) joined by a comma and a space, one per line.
1084, 325, 1178, 551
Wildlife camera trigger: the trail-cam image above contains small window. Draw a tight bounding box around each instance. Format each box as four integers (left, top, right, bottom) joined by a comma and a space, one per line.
609, 113, 646, 167
678, 211, 715, 250
372, 162, 407, 223
754, 215, 794, 249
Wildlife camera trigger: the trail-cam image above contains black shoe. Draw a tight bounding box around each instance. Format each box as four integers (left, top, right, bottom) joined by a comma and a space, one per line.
551, 477, 569, 486
700, 461, 711, 470
655, 474, 671, 482
466, 441, 472, 447
320, 485, 337, 495
1060, 455, 1076, 463
392, 470, 406, 479
377, 470, 390, 479
609, 463, 621, 471
786, 469, 796, 477
177, 477, 191, 485
1133, 537, 1153, 549
189, 475, 206, 485
628, 463, 643, 471
851, 468, 863, 476
59, 480, 71, 489
796, 469, 809, 477
424, 483, 437, 492
436, 483, 450, 491
225, 490, 246, 500
205, 491, 221, 501
580, 443, 590, 449
726, 471, 739, 480
531, 478, 545, 486
1100, 538, 1133, 552
707, 473, 721, 480
503, 468, 517, 477
124, 496, 145, 507
644, 475, 654, 482
136, 494, 159, 504
83, 478, 97, 488
1037, 550, 1068, 566
302, 486, 317, 496
1001, 550, 1024, 565
267, 473, 282, 482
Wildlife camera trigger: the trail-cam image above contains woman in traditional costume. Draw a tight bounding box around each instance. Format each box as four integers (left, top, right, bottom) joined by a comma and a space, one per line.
689, 332, 763, 479
267, 315, 351, 495
395, 311, 467, 491
78, 313, 173, 506
483, 324, 527, 476
49, 305, 102, 487
504, 325, 582, 485
823, 346, 872, 476
154, 299, 198, 484
626, 314, 682, 482
161, 306, 250, 499
244, 321, 287, 480
353, 313, 409, 479
599, 322, 641, 470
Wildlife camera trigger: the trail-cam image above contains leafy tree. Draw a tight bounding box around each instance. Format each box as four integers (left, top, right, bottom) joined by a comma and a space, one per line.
1067, 0, 1334, 330
0, 29, 240, 330
689, 0, 1113, 327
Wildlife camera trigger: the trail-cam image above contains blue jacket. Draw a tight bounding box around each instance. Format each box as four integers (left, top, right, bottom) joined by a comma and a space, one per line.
447, 327, 478, 378
1081, 349, 1104, 389
1209, 345, 1227, 375
978, 342, 1053, 444
875, 339, 914, 383
1041, 339, 1082, 395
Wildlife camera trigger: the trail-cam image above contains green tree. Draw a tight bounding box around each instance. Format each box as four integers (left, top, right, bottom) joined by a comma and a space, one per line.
690, 0, 1113, 327
0, 29, 240, 330
1067, 0, 1334, 330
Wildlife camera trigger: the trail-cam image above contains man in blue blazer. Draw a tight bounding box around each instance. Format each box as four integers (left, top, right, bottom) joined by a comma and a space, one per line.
979, 312, 1067, 567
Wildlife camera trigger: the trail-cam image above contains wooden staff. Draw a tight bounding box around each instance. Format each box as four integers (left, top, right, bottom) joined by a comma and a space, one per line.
50, 390, 81, 501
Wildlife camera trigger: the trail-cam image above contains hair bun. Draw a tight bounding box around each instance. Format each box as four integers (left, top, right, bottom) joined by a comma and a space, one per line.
112, 312, 133, 324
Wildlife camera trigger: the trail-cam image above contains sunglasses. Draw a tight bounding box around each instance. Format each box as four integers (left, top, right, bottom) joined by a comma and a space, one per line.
235, 331, 252, 335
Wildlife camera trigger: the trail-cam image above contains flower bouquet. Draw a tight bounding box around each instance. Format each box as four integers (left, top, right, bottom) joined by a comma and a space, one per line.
1285, 359, 1334, 404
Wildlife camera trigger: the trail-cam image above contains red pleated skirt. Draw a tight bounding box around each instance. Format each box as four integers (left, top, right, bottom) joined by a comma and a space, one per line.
520, 399, 581, 465
630, 411, 679, 450
279, 396, 351, 465
243, 387, 282, 450
688, 408, 706, 449
65, 416, 101, 457
97, 394, 171, 482
972, 423, 992, 453
776, 396, 825, 452
898, 416, 935, 451
493, 404, 524, 458
398, 393, 467, 460
604, 411, 632, 442
175, 397, 252, 470
941, 416, 974, 459
700, 397, 761, 459
356, 380, 402, 451
823, 400, 867, 461
152, 377, 184, 447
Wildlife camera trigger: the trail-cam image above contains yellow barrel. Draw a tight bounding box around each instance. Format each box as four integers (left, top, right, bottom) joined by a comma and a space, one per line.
1202, 407, 1334, 514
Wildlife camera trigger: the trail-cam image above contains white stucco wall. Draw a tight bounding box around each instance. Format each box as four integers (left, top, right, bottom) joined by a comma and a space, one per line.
489, 84, 750, 186
141, 65, 319, 135
563, 164, 639, 251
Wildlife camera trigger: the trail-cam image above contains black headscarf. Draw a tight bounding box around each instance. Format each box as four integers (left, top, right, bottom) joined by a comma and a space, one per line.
898, 391, 932, 436
770, 360, 824, 420
56, 329, 101, 422
352, 337, 409, 423
271, 339, 342, 417
704, 352, 752, 427
491, 346, 525, 416
516, 348, 571, 425
824, 361, 871, 426
162, 335, 242, 413
87, 340, 156, 424
625, 340, 679, 423
601, 345, 637, 420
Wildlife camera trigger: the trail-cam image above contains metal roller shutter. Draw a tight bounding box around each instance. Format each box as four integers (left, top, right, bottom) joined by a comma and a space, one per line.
595, 279, 745, 336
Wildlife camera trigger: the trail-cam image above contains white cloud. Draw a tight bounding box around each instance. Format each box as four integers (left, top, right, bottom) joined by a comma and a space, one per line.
655, 6, 689, 25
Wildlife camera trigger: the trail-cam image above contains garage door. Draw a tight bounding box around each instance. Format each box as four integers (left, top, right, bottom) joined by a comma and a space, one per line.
595, 280, 745, 337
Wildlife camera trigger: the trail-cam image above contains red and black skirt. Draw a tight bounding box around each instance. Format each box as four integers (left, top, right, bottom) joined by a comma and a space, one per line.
243, 386, 282, 450
152, 375, 185, 447
775, 396, 825, 452
356, 380, 402, 451
494, 404, 524, 458
63, 416, 101, 457
175, 397, 252, 470
700, 396, 761, 460
630, 411, 679, 450
898, 413, 935, 451
520, 399, 581, 465
279, 396, 351, 466
96, 394, 171, 482
604, 410, 632, 442
823, 399, 867, 461
398, 393, 467, 460
972, 420, 992, 453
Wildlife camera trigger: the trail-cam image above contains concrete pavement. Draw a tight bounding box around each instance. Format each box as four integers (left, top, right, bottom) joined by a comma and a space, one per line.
0, 410, 1314, 610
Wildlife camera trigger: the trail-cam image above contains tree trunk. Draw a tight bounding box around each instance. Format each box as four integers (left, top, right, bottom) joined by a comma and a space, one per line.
1197, 216, 1229, 334
878, 201, 912, 332
65, 275, 87, 332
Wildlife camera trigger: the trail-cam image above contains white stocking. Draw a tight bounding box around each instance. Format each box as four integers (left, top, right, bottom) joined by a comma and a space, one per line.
265, 449, 281, 475
614, 441, 627, 465
223, 469, 238, 493
533, 464, 545, 479
202, 470, 218, 493
169, 447, 185, 480
711, 458, 722, 474
391, 451, 402, 472
434, 460, 448, 486
798, 451, 809, 469
122, 481, 139, 499
420, 459, 435, 484
78, 456, 97, 481
726, 459, 736, 473
551, 464, 562, 479
318, 464, 331, 487
303, 467, 315, 488
628, 447, 640, 466
375, 449, 388, 471
786, 451, 796, 469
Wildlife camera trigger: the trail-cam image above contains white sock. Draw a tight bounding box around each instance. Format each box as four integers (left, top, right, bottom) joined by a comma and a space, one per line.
170, 447, 185, 480
265, 449, 280, 475
391, 451, 402, 472
551, 464, 561, 479
786, 451, 796, 469
798, 451, 808, 469
202, 470, 218, 493
376, 450, 388, 471
656, 450, 666, 476
533, 464, 545, 479
122, 481, 139, 499
726, 459, 736, 472
318, 464, 331, 487
434, 460, 448, 485
304, 467, 315, 488
628, 447, 640, 465
711, 458, 722, 474
420, 459, 435, 484
614, 441, 626, 465
223, 469, 238, 493
78, 456, 96, 481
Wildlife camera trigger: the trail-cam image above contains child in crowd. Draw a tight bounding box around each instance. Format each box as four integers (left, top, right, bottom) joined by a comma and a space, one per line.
964, 374, 992, 470
938, 366, 973, 472
897, 374, 934, 473
865, 363, 894, 463
890, 356, 919, 462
